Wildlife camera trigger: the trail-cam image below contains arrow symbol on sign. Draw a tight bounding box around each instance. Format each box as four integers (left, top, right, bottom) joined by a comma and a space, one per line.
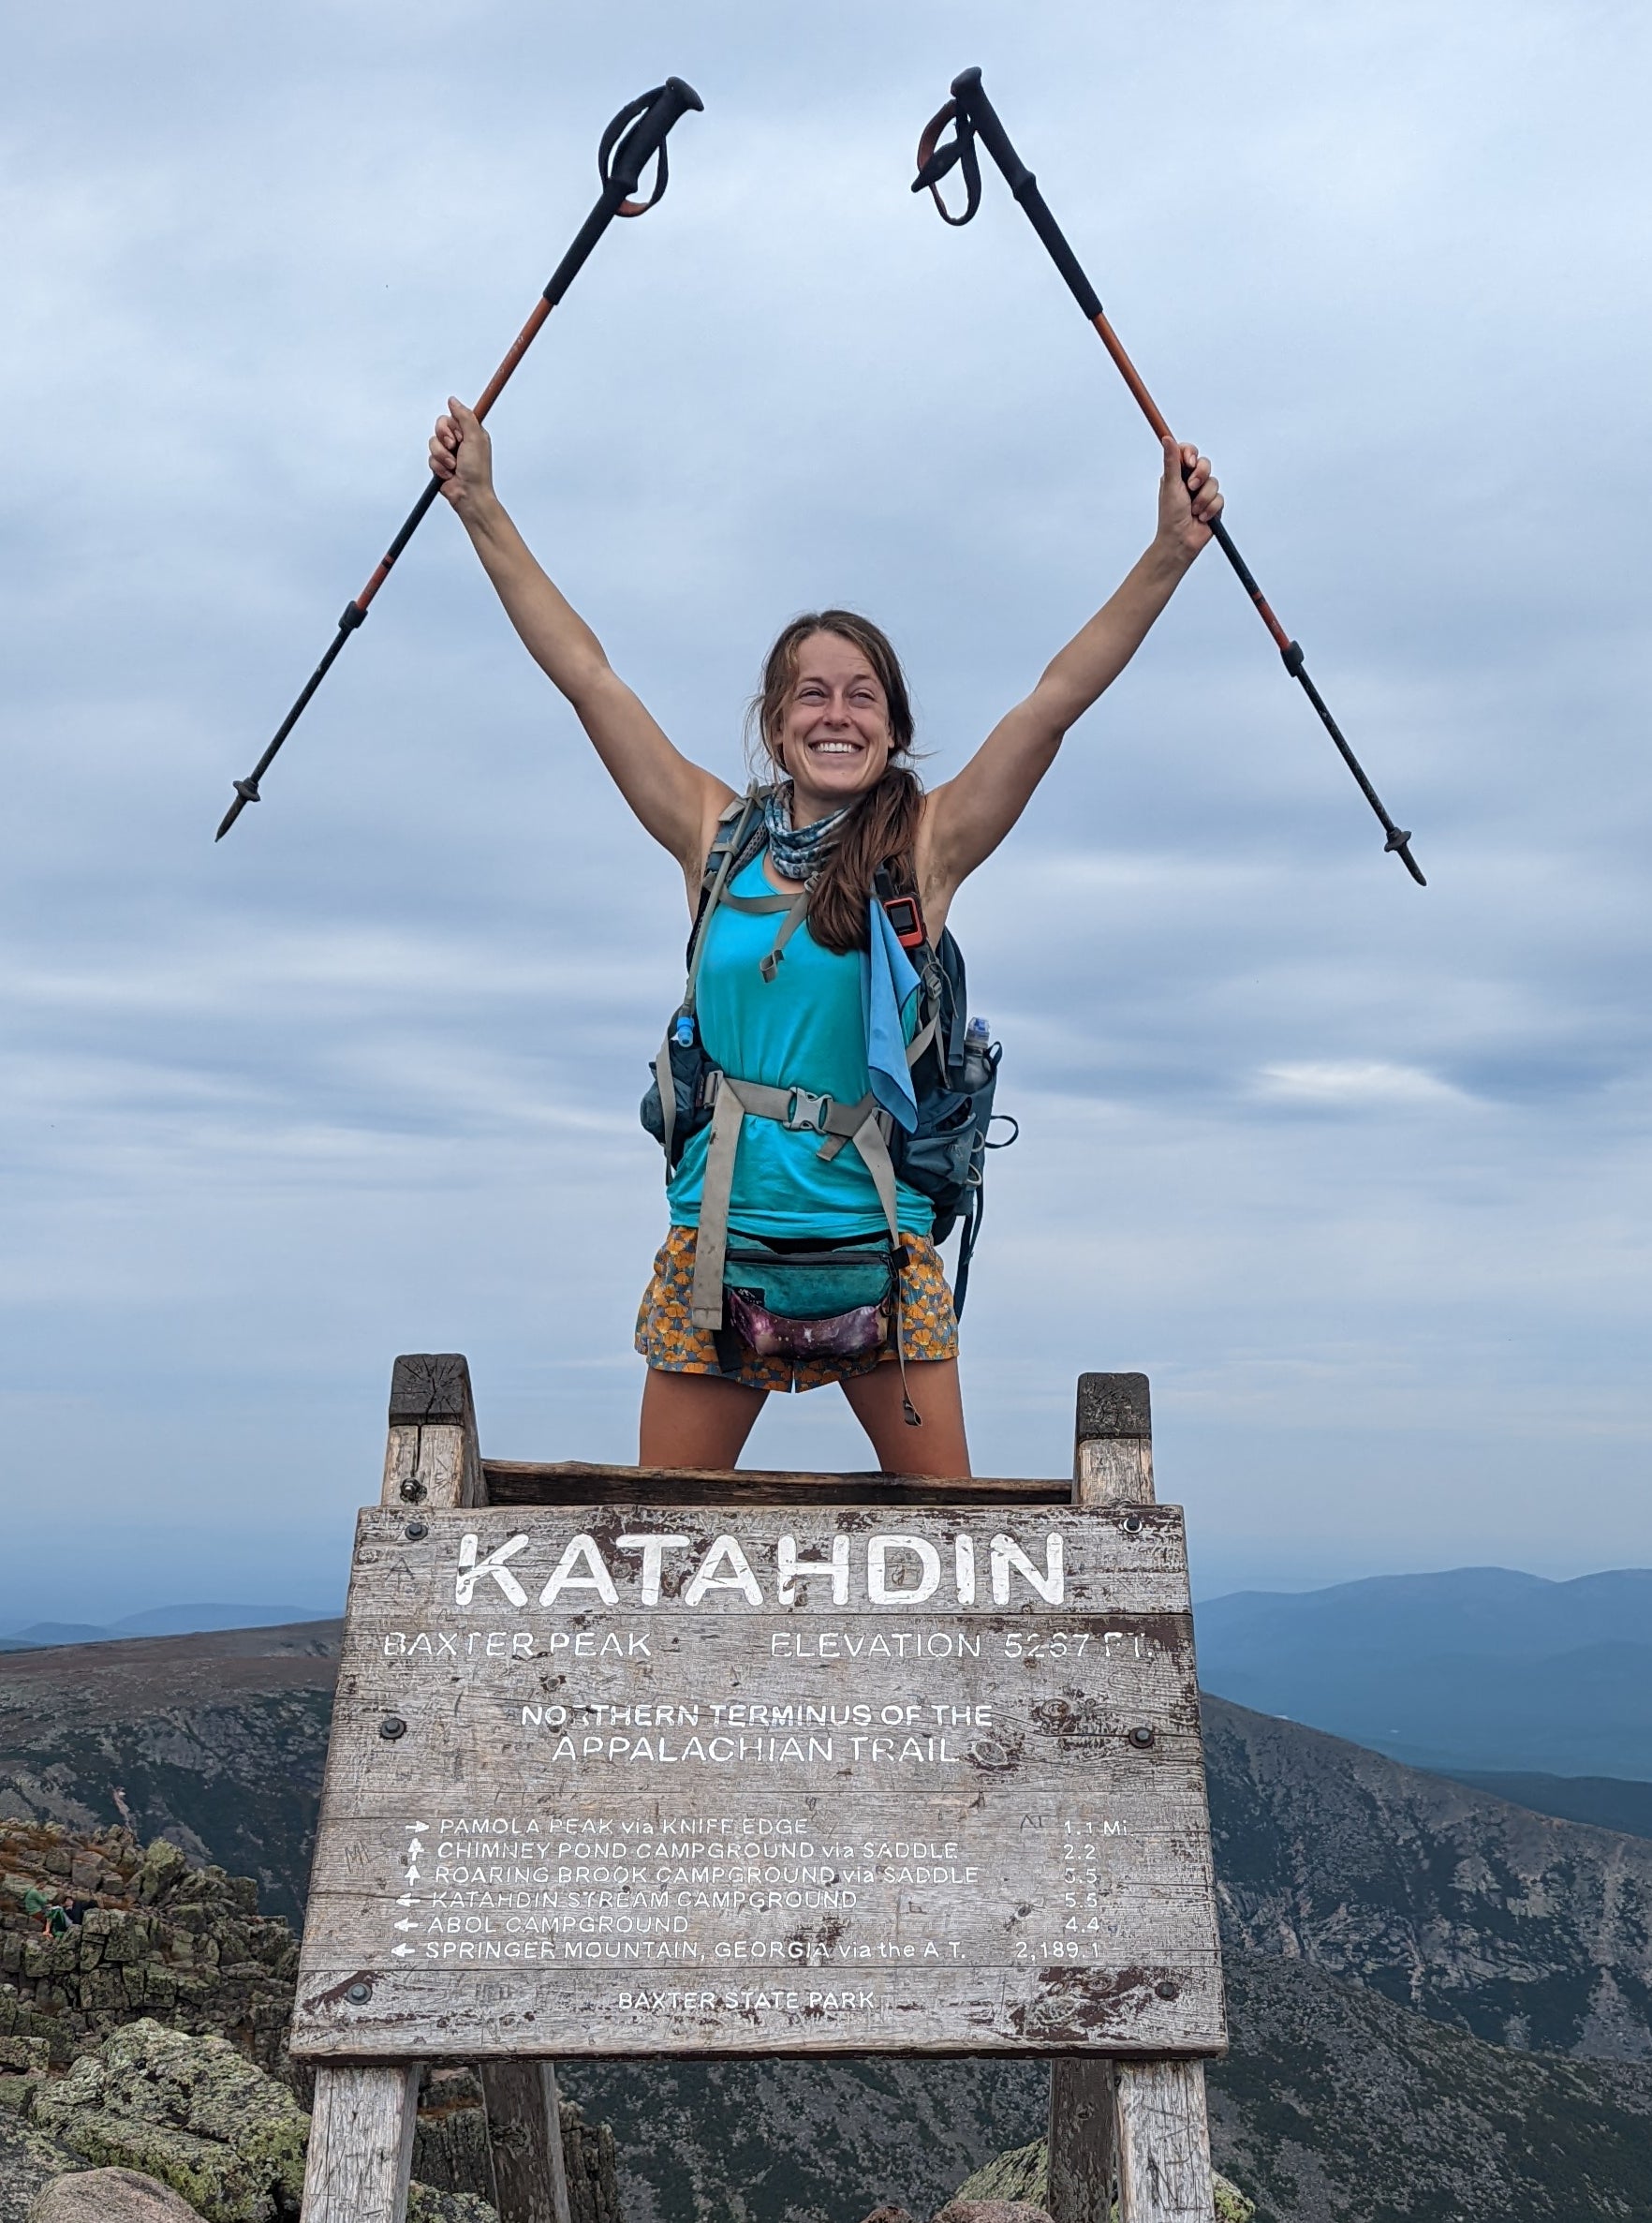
406, 1867, 420, 1884
395, 1918, 417, 1932
397, 1895, 418, 1908
404, 1842, 423, 1864
393, 1944, 414, 1957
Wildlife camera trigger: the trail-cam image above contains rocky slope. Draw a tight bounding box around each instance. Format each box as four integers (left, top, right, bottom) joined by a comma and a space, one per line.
0, 1820, 623, 2223
1203, 1697, 1652, 2058
0, 1819, 297, 2076
0, 1623, 337, 1924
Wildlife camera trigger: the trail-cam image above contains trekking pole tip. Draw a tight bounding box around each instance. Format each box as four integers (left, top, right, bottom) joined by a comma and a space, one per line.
1384, 830, 1426, 885
214, 777, 260, 842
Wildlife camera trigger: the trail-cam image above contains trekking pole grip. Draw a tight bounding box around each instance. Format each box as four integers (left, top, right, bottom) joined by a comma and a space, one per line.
945, 68, 1103, 320
949, 68, 1033, 198
600, 76, 704, 212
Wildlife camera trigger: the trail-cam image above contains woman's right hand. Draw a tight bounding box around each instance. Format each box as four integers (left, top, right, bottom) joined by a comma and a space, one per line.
430, 397, 495, 516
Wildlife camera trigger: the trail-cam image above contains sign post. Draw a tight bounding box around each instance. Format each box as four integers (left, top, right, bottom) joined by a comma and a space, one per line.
290, 1361, 1226, 2222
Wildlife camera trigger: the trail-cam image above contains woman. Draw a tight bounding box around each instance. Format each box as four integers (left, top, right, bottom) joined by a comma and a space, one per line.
430, 400, 1221, 1477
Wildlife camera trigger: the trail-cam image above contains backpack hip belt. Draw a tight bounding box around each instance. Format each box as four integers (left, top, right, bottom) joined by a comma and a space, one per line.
688, 1074, 900, 1330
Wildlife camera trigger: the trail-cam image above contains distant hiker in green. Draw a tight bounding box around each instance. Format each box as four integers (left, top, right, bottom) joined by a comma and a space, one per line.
22, 1886, 71, 1934
431, 400, 1221, 1477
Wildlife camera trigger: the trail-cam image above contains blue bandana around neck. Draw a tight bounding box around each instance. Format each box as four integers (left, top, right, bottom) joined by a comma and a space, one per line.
761, 786, 852, 883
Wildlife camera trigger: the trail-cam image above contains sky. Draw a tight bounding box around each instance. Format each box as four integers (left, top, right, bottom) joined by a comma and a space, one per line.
3, 0, 1648, 1625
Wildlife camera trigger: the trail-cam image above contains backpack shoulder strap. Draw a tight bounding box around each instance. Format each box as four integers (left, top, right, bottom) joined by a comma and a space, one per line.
683, 787, 768, 1010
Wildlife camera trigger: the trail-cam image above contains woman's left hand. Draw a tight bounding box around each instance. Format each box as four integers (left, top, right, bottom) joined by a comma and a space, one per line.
1156, 437, 1223, 562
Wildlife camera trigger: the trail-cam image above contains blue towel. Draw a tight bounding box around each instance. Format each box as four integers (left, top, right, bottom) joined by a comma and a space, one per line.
863, 899, 922, 1134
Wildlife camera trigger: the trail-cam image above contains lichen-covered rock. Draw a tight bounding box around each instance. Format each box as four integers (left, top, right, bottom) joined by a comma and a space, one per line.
22, 2020, 499, 2223
949, 2135, 1255, 2223
406, 2188, 500, 2223
932, 2203, 1053, 2223
947, 2141, 1046, 2206
31, 2021, 308, 2221
0, 2115, 87, 2223
28, 2166, 202, 2221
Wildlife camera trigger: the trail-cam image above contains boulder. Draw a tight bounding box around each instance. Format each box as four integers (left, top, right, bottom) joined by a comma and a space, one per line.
932, 2206, 1052, 2223
28, 2168, 200, 2221
32, 2020, 307, 2221
25, 2020, 498, 2223
948, 2134, 1255, 2223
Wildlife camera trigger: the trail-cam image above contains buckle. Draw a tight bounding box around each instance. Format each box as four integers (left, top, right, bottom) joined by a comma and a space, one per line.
785, 1088, 832, 1133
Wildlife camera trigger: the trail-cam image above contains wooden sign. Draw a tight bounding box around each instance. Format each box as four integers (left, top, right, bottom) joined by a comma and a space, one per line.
291, 1502, 1223, 2060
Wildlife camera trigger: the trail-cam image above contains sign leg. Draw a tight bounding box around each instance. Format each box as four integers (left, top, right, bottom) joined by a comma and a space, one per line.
481, 2059, 573, 2223
1114, 2061, 1215, 2223
1048, 2057, 1116, 2221
301, 2062, 419, 2223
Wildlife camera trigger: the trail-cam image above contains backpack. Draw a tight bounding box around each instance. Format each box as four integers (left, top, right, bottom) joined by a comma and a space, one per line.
641, 787, 1013, 1315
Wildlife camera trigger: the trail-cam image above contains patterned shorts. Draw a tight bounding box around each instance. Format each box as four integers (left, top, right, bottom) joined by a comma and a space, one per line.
635, 1224, 959, 1393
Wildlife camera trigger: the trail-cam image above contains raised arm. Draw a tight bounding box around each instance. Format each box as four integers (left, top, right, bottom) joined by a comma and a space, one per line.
922, 437, 1222, 900
431, 400, 732, 882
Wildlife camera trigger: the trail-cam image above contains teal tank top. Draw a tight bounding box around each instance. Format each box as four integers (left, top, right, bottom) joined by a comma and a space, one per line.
666, 853, 935, 1240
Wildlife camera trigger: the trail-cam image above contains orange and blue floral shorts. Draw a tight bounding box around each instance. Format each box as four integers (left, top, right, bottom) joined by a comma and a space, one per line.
635, 1224, 959, 1392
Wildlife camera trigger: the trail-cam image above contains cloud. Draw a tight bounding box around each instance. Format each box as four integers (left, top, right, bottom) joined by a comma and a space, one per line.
2, 0, 1649, 1622
1252, 1061, 1475, 1110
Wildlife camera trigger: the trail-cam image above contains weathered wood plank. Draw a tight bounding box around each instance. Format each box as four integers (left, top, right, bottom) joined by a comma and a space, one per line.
1114, 2060, 1215, 2222
480, 2058, 571, 2223
1073, 1371, 1155, 1510
1075, 1373, 1151, 1445
1048, 2059, 1116, 2223
300, 2062, 418, 2223
292, 1502, 1223, 2060
482, 1462, 1071, 1506
381, 1354, 484, 1512
292, 1956, 1223, 2060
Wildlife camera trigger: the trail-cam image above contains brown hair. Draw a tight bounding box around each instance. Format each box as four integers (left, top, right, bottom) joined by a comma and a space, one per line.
747, 610, 923, 956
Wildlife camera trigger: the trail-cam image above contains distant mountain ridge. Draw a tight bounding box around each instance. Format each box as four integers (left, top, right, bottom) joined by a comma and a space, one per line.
0, 1603, 336, 1652
1195, 1564, 1652, 1777
1431, 1770, 1652, 1841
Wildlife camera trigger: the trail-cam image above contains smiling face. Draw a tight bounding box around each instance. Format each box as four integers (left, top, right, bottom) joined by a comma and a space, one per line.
770, 630, 895, 823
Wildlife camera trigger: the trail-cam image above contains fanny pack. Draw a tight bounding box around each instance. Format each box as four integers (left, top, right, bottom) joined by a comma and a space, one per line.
721, 1237, 901, 1362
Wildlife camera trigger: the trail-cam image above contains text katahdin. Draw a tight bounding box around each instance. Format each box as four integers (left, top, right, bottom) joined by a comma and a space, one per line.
453, 1531, 1064, 1610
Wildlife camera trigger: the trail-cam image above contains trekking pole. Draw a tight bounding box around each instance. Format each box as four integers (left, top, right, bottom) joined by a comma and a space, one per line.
215, 76, 703, 841
913, 67, 1423, 885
